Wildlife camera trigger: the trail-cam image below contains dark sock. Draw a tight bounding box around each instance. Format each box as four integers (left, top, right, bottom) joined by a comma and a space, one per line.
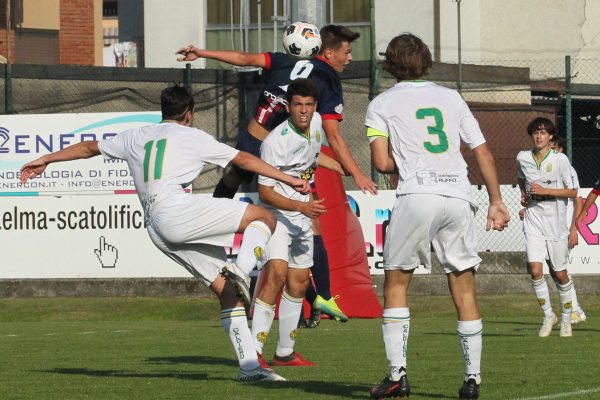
305, 277, 317, 305
312, 235, 332, 299
213, 178, 237, 199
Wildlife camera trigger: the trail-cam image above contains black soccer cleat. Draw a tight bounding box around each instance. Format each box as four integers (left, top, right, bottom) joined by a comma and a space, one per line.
370, 373, 410, 399
458, 378, 480, 399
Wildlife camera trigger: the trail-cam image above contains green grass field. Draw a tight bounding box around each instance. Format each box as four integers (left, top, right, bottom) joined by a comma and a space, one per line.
1, 294, 598, 399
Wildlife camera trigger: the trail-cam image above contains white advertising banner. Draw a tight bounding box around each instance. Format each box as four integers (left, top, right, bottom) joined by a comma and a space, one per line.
0, 112, 161, 195
1, 190, 599, 278
1, 112, 598, 277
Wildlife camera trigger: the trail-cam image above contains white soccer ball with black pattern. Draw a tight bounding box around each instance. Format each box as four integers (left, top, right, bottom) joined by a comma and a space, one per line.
282, 22, 321, 58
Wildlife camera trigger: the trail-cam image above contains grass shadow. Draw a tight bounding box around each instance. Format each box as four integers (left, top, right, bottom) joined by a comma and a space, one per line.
40, 367, 212, 381
145, 355, 237, 367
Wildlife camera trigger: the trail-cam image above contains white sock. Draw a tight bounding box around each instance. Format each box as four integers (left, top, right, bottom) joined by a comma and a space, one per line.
557, 279, 574, 323
382, 307, 410, 380
275, 290, 303, 358
251, 298, 276, 354
237, 221, 271, 275
567, 275, 580, 312
220, 307, 259, 371
457, 319, 482, 384
531, 277, 553, 318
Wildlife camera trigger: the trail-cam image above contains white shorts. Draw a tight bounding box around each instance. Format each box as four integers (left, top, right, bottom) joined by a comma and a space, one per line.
383, 194, 481, 274
146, 194, 248, 286
525, 234, 569, 271
266, 218, 313, 269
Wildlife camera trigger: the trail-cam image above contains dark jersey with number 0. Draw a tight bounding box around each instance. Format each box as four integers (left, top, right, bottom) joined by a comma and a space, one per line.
255, 52, 344, 131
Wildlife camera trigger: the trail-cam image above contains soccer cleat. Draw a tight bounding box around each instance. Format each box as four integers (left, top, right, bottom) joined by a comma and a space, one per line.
570, 308, 587, 324
369, 373, 411, 399
538, 313, 557, 337
560, 319, 572, 337
306, 309, 321, 328
313, 295, 348, 322
257, 352, 270, 369
238, 366, 287, 382
221, 263, 251, 307
271, 351, 317, 367
458, 378, 480, 399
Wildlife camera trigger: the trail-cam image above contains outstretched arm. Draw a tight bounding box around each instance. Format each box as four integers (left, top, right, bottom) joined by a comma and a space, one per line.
176, 45, 267, 68
231, 151, 310, 194
323, 119, 377, 194
259, 184, 326, 219
317, 152, 345, 175
473, 143, 510, 231
20, 141, 100, 183
577, 191, 599, 226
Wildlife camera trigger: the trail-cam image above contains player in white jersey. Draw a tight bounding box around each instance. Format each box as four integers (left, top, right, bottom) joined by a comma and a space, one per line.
251, 79, 344, 368
517, 118, 578, 338
550, 136, 586, 324
19, 84, 312, 383
365, 33, 510, 400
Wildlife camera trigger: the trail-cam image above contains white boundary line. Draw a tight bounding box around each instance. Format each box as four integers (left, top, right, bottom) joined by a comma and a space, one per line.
514, 387, 600, 400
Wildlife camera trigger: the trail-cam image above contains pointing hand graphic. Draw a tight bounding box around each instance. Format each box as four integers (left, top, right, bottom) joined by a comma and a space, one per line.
94, 236, 118, 268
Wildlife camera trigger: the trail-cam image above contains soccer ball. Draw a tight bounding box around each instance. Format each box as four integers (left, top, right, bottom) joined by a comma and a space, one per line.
282, 22, 321, 58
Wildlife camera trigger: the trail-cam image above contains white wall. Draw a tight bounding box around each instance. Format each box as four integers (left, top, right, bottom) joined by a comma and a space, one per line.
374, 0, 435, 56
144, 0, 207, 68
374, 0, 600, 63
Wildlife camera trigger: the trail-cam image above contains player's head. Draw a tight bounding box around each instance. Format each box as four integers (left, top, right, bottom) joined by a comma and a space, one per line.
527, 117, 555, 150
318, 25, 360, 73
527, 117, 555, 136
382, 33, 433, 81
286, 78, 317, 133
161, 84, 195, 125
551, 135, 566, 153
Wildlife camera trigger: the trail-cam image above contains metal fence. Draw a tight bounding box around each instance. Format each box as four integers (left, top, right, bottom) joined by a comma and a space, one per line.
2, 57, 600, 260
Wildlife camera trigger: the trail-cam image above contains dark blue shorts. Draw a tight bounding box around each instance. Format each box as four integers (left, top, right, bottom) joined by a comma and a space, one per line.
233, 129, 263, 183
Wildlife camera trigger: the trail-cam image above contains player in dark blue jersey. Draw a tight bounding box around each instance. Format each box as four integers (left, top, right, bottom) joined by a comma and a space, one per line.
176, 25, 377, 196
176, 25, 376, 328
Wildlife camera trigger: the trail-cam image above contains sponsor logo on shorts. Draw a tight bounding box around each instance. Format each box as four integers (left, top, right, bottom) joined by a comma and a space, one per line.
300, 167, 315, 181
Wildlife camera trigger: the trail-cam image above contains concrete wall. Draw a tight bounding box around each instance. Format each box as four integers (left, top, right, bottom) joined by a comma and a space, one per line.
374, 0, 600, 64
22, 0, 60, 29
3, 252, 600, 297
143, 0, 206, 68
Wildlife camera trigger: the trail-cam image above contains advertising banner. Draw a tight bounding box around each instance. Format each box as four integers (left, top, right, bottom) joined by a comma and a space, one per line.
0, 112, 161, 196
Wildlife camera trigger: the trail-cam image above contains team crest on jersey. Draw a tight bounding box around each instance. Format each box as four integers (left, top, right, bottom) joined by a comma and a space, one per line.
290, 329, 297, 340
256, 331, 269, 344
315, 130, 321, 143
282, 127, 289, 136
254, 246, 264, 261
546, 163, 552, 173
300, 167, 315, 181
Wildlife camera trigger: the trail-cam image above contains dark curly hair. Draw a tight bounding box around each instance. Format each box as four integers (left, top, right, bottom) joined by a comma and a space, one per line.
382, 33, 432, 81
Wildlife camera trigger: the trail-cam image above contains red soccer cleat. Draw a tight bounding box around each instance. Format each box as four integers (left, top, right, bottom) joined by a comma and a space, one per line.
257, 352, 270, 369
270, 351, 317, 367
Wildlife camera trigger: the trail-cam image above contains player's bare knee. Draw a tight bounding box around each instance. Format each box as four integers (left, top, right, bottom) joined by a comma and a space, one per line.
553, 270, 570, 284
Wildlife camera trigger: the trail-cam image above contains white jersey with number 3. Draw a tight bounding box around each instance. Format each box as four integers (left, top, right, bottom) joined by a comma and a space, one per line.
98, 122, 239, 223
365, 81, 486, 206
